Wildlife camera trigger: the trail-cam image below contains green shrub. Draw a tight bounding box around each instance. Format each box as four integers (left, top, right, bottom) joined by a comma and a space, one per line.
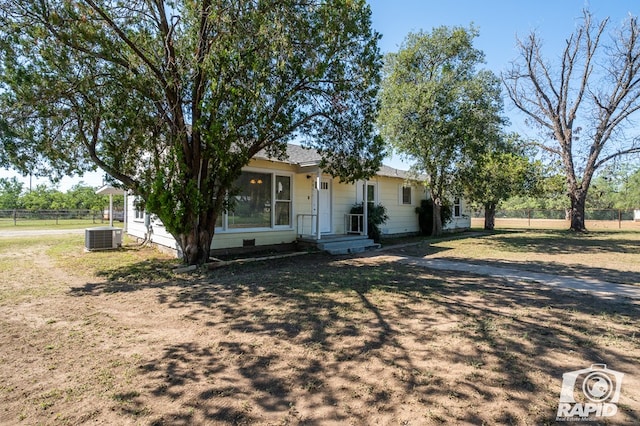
415, 199, 452, 236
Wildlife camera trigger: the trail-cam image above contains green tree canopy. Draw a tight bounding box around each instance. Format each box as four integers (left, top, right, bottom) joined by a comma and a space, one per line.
378, 25, 504, 235
66, 183, 115, 211
0, 177, 24, 209
20, 185, 66, 210
0, 0, 384, 264
0, 179, 113, 211
461, 134, 543, 230
616, 168, 640, 209
501, 163, 569, 211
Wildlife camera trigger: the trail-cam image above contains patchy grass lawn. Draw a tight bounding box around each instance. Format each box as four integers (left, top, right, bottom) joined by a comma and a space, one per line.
0, 233, 638, 425
387, 229, 640, 286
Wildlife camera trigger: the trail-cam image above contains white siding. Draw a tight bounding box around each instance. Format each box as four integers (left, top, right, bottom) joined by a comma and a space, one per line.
446, 197, 471, 231
331, 180, 357, 234
375, 176, 424, 236
293, 173, 316, 235
125, 195, 180, 252
211, 229, 296, 250
125, 160, 471, 253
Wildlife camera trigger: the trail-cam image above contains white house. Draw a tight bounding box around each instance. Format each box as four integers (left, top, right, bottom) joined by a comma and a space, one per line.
125, 144, 470, 255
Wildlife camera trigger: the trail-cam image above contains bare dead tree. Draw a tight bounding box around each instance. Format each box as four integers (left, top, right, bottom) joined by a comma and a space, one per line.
503, 10, 640, 231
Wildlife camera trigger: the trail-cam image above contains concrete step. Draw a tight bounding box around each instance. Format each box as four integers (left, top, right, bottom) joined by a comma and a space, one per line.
316, 237, 372, 250
322, 239, 381, 255
299, 234, 367, 244
297, 235, 380, 255
326, 244, 381, 255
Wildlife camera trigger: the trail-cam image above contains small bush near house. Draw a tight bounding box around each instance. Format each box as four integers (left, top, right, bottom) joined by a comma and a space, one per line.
350, 202, 389, 243
416, 199, 452, 235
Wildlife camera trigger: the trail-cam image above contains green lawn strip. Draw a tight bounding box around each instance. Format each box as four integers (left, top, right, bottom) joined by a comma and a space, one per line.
45, 235, 179, 282
0, 218, 120, 230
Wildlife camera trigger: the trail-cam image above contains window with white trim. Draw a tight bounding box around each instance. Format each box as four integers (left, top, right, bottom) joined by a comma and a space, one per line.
357, 181, 377, 204
400, 185, 412, 205
275, 175, 291, 226
367, 183, 376, 202
453, 197, 462, 217
223, 170, 292, 230
133, 197, 144, 221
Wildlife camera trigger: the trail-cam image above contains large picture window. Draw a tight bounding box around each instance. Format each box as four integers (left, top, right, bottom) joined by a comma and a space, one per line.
224, 171, 292, 230
229, 172, 272, 229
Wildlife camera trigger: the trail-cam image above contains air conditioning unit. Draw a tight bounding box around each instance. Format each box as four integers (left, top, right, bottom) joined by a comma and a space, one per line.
85, 227, 123, 251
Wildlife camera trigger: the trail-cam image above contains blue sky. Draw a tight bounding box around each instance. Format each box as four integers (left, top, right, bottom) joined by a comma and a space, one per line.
369, 0, 636, 70
369, 0, 638, 169
2, 1, 638, 190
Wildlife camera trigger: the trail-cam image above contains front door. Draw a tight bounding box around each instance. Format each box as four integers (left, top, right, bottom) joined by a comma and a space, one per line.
312, 178, 331, 234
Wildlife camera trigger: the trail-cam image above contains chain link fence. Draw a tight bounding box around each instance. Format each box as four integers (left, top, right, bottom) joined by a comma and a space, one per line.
471, 208, 640, 230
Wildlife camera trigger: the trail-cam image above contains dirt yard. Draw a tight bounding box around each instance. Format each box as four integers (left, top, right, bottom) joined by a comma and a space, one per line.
0, 234, 638, 425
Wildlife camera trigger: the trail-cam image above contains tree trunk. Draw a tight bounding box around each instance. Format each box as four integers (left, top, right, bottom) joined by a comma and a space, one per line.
178, 209, 218, 265
180, 227, 214, 265
568, 190, 588, 232
484, 202, 496, 230
432, 198, 443, 236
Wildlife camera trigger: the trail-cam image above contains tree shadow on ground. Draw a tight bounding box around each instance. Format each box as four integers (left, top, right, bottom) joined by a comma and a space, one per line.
69, 253, 640, 425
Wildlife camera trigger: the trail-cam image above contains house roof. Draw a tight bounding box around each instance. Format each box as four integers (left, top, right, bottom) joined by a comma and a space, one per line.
95, 185, 125, 196
255, 144, 415, 180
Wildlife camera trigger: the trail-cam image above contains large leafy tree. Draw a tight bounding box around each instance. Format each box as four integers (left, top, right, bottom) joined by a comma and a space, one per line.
585, 165, 640, 210
378, 26, 504, 236
461, 134, 543, 230
0, 176, 24, 209
501, 170, 569, 211
66, 183, 117, 211
503, 10, 640, 232
0, 0, 383, 264
21, 185, 66, 210
616, 168, 640, 209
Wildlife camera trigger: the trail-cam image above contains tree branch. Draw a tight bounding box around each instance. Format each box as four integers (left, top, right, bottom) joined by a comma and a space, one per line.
594, 145, 640, 170
76, 114, 141, 194
82, 0, 167, 87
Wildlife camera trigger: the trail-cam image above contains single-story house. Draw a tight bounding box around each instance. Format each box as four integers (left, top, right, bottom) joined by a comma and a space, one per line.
125, 144, 470, 255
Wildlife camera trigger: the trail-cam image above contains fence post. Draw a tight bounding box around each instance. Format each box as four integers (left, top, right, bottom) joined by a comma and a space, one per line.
619, 209, 622, 229
13, 209, 17, 226
528, 209, 531, 228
